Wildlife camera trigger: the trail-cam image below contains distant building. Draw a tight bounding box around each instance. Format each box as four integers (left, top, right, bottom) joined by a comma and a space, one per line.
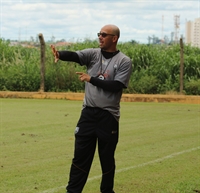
185, 18, 200, 48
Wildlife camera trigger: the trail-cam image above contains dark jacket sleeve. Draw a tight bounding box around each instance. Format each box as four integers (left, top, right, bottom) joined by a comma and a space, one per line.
90, 77, 125, 92
58, 51, 81, 64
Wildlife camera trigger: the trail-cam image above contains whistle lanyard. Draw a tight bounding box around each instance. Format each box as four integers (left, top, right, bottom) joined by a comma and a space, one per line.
99, 54, 113, 75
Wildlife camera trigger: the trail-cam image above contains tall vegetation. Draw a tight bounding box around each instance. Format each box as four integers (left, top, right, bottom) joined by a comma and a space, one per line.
0, 38, 199, 94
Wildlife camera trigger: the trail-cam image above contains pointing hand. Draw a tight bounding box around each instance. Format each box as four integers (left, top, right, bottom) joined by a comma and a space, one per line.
76, 72, 91, 82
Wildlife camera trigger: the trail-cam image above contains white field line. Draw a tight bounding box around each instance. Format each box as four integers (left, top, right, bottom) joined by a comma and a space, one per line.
40, 146, 200, 193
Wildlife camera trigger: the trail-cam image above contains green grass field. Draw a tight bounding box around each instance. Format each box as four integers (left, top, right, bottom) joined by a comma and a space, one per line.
1, 98, 200, 193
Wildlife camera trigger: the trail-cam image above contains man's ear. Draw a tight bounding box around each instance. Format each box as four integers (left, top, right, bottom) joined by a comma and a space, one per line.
113, 36, 118, 43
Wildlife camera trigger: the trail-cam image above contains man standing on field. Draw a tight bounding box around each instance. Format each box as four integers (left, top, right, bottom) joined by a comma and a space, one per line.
51, 24, 132, 193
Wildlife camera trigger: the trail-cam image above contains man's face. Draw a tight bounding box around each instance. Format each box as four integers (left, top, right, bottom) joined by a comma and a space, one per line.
98, 26, 116, 51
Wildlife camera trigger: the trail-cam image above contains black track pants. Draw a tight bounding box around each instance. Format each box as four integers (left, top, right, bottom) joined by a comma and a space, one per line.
66, 107, 118, 193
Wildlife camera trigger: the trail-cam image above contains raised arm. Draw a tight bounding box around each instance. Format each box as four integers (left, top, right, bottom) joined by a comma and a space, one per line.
50, 45, 80, 64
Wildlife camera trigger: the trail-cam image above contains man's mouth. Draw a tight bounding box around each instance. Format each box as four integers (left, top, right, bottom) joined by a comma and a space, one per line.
99, 41, 103, 46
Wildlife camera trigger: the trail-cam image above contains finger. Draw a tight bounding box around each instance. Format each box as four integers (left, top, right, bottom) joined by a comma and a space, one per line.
50, 45, 55, 53
55, 58, 59, 63
76, 72, 83, 75
51, 45, 57, 57
80, 77, 85, 82
51, 45, 59, 63
51, 45, 59, 58
55, 50, 59, 58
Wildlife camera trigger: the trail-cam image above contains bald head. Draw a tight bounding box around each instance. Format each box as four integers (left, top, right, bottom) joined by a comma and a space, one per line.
102, 24, 120, 38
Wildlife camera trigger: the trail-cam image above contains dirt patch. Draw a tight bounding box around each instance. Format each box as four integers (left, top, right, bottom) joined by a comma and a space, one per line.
0, 91, 199, 104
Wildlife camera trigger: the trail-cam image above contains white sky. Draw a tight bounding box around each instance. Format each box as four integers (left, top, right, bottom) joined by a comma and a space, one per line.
0, 0, 199, 43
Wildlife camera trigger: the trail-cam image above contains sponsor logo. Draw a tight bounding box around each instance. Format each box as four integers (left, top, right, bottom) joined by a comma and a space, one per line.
75, 127, 79, 134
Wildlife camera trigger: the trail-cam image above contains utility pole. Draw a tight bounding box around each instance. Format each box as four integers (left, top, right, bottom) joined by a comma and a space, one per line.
18, 28, 21, 43
161, 15, 164, 44
174, 15, 180, 44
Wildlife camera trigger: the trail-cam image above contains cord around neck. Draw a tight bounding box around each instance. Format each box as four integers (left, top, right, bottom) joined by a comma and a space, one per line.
101, 49, 119, 59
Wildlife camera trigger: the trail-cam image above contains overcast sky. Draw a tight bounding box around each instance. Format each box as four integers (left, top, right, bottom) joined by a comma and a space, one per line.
0, 0, 199, 43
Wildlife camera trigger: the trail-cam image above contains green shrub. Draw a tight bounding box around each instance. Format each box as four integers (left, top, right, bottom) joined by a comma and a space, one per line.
45, 62, 84, 92
132, 75, 160, 94
185, 80, 200, 95
4, 63, 40, 91
0, 38, 200, 95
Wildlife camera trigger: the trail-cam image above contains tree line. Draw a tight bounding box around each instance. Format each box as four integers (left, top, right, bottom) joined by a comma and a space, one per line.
0, 38, 199, 95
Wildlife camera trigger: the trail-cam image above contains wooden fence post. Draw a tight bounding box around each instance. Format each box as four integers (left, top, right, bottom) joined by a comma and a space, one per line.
180, 38, 184, 94
38, 33, 45, 92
